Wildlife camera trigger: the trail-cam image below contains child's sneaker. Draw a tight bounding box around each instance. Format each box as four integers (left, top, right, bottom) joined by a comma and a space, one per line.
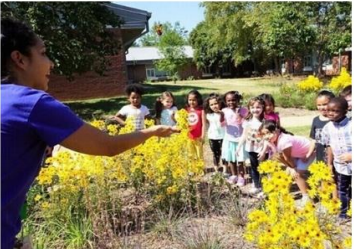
227, 175, 238, 184
249, 187, 261, 194
236, 176, 245, 187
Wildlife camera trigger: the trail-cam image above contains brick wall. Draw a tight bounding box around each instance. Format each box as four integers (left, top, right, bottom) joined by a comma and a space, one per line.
47, 29, 128, 101
127, 64, 146, 83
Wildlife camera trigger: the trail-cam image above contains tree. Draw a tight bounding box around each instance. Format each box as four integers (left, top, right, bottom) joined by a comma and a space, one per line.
1, 2, 122, 79
306, 2, 351, 76
154, 22, 189, 83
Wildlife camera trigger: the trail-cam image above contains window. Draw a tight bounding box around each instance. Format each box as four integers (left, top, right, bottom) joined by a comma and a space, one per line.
303, 55, 312, 68
146, 68, 155, 78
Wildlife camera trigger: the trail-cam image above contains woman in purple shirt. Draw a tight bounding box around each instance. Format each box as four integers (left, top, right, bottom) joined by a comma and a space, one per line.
1, 17, 179, 249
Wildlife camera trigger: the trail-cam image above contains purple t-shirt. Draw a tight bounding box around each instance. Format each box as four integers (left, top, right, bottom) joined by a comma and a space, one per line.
1, 83, 84, 249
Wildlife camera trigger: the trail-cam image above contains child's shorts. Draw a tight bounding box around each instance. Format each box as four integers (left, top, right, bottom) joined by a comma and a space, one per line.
187, 138, 203, 160
221, 140, 247, 163
295, 153, 316, 170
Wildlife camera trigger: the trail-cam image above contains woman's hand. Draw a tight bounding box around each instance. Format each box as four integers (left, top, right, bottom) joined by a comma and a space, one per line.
148, 125, 181, 137
338, 152, 352, 163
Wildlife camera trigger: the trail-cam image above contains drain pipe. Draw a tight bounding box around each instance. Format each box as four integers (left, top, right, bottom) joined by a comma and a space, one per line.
124, 14, 151, 53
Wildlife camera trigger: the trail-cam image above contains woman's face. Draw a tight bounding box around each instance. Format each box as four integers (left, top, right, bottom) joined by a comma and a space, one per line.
23, 37, 54, 91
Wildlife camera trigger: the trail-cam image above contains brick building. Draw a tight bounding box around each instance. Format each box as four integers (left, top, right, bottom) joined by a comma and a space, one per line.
47, 3, 151, 101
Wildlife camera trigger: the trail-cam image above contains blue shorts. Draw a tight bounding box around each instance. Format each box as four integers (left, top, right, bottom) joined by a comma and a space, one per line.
295, 153, 316, 170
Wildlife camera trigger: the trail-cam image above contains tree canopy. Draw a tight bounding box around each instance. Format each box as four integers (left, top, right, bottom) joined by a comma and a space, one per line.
191, 1, 351, 75
2, 2, 122, 79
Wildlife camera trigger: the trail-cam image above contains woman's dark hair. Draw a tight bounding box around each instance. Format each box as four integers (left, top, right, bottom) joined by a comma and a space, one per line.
261, 120, 294, 136
185, 89, 203, 108
223, 90, 243, 104
1, 17, 38, 78
245, 96, 266, 121
155, 91, 176, 119
259, 93, 275, 107
125, 83, 144, 96
317, 89, 335, 99
203, 93, 224, 114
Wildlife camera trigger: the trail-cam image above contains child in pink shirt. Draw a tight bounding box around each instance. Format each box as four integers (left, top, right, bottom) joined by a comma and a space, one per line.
260, 120, 315, 205
259, 93, 280, 126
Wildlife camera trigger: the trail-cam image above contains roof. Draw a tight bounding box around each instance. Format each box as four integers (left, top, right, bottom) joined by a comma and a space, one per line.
104, 3, 151, 29
126, 46, 194, 62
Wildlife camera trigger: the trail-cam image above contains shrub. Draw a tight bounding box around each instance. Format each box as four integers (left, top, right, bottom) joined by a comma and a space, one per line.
297, 75, 323, 93
329, 67, 352, 93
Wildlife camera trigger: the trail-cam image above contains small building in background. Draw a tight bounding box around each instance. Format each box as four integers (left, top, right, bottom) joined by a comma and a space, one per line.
126, 46, 202, 83
48, 3, 151, 101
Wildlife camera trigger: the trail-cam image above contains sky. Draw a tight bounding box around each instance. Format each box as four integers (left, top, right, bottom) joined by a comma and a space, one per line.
114, 1, 205, 33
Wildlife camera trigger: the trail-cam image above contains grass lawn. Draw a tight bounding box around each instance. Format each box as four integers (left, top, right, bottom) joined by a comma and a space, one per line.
287, 125, 311, 137
66, 76, 304, 120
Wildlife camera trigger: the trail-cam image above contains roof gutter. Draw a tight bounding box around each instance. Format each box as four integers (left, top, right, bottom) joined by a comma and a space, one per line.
124, 13, 151, 52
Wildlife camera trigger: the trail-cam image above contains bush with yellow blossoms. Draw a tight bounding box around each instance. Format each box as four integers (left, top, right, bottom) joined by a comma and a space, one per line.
329, 67, 352, 93
245, 160, 351, 249
297, 75, 324, 93
27, 109, 204, 247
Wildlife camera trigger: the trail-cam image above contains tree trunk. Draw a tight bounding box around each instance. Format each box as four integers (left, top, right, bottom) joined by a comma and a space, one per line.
317, 51, 324, 77
274, 57, 280, 75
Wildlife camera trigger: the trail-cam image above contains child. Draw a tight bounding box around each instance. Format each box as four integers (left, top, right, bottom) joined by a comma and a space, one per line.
113, 84, 151, 130
237, 96, 266, 195
260, 120, 316, 205
155, 91, 177, 126
185, 90, 205, 160
204, 93, 225, 173
322, 97, 352, 219
259, 93, 280, 125
1, 17, 179, 249
310, 90, 335, 163
221, 91, 248, 185
340, 85, 352, 119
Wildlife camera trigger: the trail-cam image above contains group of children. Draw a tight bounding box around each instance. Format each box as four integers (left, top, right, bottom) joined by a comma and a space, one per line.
111, 83, 352, 219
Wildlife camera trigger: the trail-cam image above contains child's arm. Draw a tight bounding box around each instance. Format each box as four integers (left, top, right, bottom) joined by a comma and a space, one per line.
201, 110, 206, 141
305, 139, 316, 159
236, 126, 249, 155
326, 146, 334, 174
113, 113, 126, 126
338, 152, 352, 163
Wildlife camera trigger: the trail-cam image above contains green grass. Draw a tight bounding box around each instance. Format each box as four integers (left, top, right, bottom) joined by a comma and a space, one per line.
65, 77, 301, 120
287, 125, 311, 137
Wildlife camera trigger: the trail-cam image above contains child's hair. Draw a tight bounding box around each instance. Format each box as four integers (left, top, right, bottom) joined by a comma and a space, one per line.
245, 96, 266, 121
155, 91, 176, 119
1, 17, 38, 78
203, 93, 224, 113
223, 90, 243, 104
317, 89, 335, 99
261, 120, 294, 136
259, 93, 275, 108
329, 97, 348, 112
339, 85, 352, 98
125, 84, 144, 96
185, 89, 203, 107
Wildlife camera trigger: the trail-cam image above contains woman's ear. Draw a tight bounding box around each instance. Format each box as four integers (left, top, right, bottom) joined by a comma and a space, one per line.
10, 50, 29, 70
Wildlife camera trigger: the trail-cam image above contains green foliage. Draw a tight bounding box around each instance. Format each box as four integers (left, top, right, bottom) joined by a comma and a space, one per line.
154, 22, 189, 83
273, 84, 316, 110
191, 2, 351, 75
1, 2, 122, 79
